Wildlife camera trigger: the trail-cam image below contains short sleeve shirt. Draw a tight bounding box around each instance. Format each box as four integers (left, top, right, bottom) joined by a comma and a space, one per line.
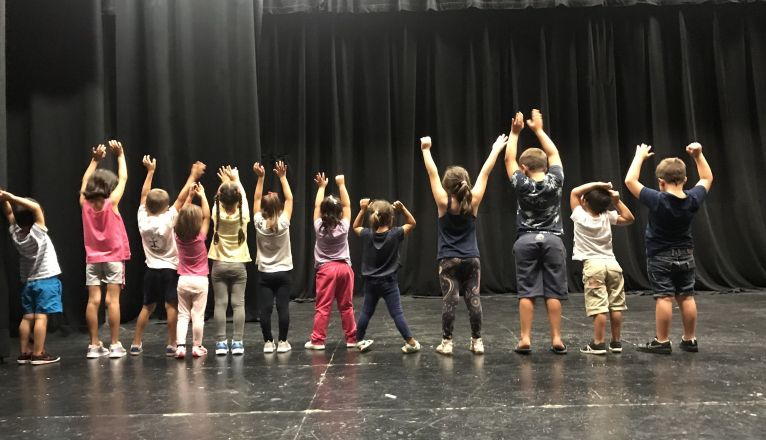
254, 212, 293, 272
313, 218, 351, 267
511, 165, 564, 235
176, 232, 209, 276
9, 224, 62, 281
360, 227, 404, 277
639, 185, 707, 257
570, 206, 618, 261
137, 205, 178, 270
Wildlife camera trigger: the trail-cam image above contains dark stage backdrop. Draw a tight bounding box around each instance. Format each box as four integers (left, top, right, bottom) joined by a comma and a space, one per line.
4, 2, 766, 330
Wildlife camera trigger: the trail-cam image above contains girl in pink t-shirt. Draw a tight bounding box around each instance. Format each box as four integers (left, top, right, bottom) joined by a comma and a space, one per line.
173, 183, 211, 359
80, 141, 131, 359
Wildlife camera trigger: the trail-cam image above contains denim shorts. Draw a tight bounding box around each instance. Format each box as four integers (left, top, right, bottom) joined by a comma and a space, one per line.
21, 276, 63, 315
647, 248, 696, 297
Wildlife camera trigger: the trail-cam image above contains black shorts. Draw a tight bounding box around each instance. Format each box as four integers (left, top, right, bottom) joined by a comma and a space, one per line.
513, 232, 568, 299
143, 268, 179, 305
647, 248, 696, 297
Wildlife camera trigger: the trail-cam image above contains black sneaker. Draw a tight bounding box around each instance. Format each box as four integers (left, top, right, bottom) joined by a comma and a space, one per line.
637, 338, 672, 354
17, 352, 32, 365
580, 341, 607, 355
609, 340, 623, 354
30, 352, 61, 365
679, 337, 698, 353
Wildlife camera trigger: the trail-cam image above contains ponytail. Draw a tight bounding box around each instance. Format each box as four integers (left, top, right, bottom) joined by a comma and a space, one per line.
237, 195, 245, 245
370, 210, 381, 230
213, 194, 221, 245
456, 180, 473, 215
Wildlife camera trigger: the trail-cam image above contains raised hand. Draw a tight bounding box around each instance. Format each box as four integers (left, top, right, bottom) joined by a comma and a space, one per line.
393, 200, 404, 211
609, 190, 621, 203
511, 112, 524, 135
193, 182, 206, 196
142, 155, 157, 171
492, 134, 509, 151
227, 166, 240, 182
92, 144, 107, 161
274, 161, 287, 178
108, 140, 124, 156
217, 166, 231, 183
253, 162, 265, 177
635, 143, 654, 159
525, 109, 544, 132
360, 198, 370, 209
0, 188, 10, 201
420, 136, 432, 151
335, 175, 345, 186
191, 161, 207, 180
686, 142, 703, 158
314, 172, 328, 188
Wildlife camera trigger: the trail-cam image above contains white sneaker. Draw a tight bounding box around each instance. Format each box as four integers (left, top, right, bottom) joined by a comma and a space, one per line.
402, 340, 421, 353
470, 337, 485, 355
109, 342, 127, 359
175, 345, 186, 359
304, 341, 326, 350
346, 341, 358, 348
192, 345, 208, 357
86, 342, 110, 359
277, 341, 292, 353
263, 341, 275, 353
357, 340, 374, 352
436, 339, 453, 355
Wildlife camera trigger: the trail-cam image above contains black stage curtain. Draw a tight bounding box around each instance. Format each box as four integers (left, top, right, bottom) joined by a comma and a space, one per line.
264, 0, 766, 14
0, 0, 9, 358
4, 3, 766, 329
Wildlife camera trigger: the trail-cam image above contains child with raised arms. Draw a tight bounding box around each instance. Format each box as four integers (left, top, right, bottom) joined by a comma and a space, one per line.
1, 189, 63, 365
130, 157, 205, 356
420, 133, 507, 355
305, 173, 357, 350
252, 160, 294, 353
80, 141, 131, 359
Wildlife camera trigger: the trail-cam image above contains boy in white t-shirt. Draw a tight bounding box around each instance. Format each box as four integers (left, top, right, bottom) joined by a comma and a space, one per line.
1, 189, 63, 365
130, 157, 205, 355
569, 182, 634, 355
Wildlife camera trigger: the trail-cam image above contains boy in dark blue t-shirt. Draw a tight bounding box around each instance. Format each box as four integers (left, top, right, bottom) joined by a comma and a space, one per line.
625, 142, 713, 354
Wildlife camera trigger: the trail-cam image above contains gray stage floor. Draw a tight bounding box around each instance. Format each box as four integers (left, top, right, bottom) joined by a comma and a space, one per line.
1, 291, 765, 439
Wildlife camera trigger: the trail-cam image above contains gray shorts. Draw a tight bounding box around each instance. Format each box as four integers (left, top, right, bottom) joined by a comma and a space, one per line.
513, 233, 568, 299
85, 262, 125, 286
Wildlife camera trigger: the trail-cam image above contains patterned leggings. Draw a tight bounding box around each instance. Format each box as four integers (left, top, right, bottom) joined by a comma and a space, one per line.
439, 257, 481, 339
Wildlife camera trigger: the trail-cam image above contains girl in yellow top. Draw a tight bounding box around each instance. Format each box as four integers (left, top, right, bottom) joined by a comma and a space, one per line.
209, 166, 252, 355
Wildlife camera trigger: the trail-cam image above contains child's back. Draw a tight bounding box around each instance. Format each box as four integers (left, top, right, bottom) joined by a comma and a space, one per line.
138, 205, 178, 268
360, 226, 404, 277
640, 186, 706, 257
82, 198, 131, 263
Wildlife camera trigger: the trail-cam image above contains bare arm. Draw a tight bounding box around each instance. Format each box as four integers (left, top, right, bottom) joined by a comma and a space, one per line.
686, 143, 713, 191
353, 198, 370, 236
335, 175, 352, 222
174, 161, 206, 212
471, 133, 508, 212
313, 172, 328, 221
108, 140, 128, 206
526, 109, 562, 168
275, 161, 293, 220
420, 137, 448, 215
195, 184, 211, 237
505, 112, 524, 179
624, 143, 654, 199
226, 166, 249, 213
252, 162, 265, 213
611, 191, 635, 226
394, 200, 416, 236
570, 181, 612, 211
1, 190, 44, 227
140, 155, 156, 206
80, 144, 106, 206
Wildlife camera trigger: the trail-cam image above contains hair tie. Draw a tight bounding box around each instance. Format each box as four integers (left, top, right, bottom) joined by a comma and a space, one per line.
460, 180, 467, 186
374, 211, 379, 216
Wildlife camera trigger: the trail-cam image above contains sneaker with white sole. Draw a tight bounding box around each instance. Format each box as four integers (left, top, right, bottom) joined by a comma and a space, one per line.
192, 345, 208, 357
215, 340, 229, 356
277, 341, 292, 353
680, 337, 698, 352
436, 339, 453, 355
31, 352, 61, 365
175, 345, 186, 359
17, 352, 32, 365
580, 340, 607, 355
357, 340, 374, 352
401, 340, 421, 353
166, 345, 177, 357
129, 344, 143, 356
87, 342, 110, 359
609, 340, 623, 353
470, 337, 484, 355
304, 341, 326, 350
109, 342, 127, 359
346, 341, 358, 348
231, 340, 245, 355
263, 341, 275, 353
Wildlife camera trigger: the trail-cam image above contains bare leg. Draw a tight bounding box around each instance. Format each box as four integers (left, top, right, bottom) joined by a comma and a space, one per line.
675, 295, 697, 340
32, 314, 48, 356
166, 301, 178, 346
655, 297, 673, 341
105, 284, 122, 344
518, 298, 535, 347
545, 298, 564, 347
19, 314, 34, 354
132, 303, 157, 346
86, 285, 103, 345
609, 310, 623, 342
592, 313, 607, 344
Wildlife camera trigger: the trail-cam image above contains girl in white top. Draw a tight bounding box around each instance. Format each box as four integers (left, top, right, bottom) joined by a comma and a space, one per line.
252, 160, 294, 353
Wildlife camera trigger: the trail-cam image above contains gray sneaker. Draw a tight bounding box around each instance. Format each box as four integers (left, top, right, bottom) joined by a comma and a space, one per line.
401, 340, 421, 354
87, 342, 110, 359
109, 342, 127, 359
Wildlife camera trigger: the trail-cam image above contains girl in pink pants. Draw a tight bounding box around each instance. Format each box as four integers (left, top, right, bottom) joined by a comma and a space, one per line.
305, 173, 357, 350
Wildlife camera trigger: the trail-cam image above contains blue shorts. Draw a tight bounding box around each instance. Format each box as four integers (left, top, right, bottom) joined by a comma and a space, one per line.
513, 233, 568, 299
647, 248, 696, 297
21, 276, 63, 315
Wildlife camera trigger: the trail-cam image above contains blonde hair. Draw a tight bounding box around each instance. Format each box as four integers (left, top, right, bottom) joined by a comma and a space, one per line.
368, 200, 394, 230
175, 204, 203, 241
